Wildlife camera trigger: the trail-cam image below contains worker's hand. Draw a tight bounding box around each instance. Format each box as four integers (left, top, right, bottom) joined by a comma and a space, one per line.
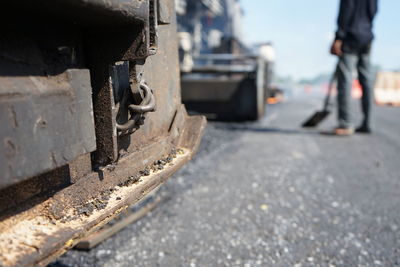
330, 39, 343, 56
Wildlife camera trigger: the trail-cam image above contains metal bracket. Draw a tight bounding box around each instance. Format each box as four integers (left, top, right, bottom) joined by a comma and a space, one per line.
157, 0, 171, 25
110, 61, 156, 134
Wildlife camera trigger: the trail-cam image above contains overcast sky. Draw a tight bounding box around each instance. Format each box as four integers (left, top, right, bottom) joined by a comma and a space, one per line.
241, 0, 400, 80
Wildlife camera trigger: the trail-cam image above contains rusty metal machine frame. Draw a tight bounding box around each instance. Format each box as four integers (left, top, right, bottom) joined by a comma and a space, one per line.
0, 1, 206, 266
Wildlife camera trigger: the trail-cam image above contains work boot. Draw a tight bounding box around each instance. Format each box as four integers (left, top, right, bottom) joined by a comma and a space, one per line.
321, 127, 354, 136
334, 127, 354, 136
356, 124, 371, 134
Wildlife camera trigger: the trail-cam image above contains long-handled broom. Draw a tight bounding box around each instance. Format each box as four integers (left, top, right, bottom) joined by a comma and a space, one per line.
302, 65, 339, 127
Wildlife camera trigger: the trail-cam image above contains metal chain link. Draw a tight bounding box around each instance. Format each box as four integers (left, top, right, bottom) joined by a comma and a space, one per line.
116, 81, 156, 132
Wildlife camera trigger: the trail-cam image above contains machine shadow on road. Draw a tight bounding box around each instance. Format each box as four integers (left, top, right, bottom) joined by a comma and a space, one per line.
215, 125, 320, 136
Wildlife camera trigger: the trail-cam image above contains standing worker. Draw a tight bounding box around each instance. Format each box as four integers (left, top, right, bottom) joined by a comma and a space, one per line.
330, 0, 378, 135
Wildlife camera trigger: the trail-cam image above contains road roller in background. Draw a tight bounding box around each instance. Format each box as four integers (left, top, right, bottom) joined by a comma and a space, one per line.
176, 0, 275, 121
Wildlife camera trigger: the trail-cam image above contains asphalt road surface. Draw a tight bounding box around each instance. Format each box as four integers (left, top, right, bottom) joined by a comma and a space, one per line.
50, 98, 400, 267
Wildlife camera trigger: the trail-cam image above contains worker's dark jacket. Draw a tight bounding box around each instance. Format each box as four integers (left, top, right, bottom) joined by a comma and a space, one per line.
336, 0, 378, 52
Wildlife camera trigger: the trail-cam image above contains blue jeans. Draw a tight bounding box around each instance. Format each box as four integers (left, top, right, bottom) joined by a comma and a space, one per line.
337, 48, 373, 128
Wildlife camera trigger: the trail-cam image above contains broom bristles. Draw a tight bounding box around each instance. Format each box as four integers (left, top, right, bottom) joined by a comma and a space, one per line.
302, 110, 330, 127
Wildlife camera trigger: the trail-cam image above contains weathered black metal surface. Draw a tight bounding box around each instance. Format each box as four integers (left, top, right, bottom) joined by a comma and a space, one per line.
2, 0, 149, 27
182, 76, 260, 121
181, 54, 268, 121
182, 77, 245, 102
189, 65, 256, 73
0, 0, 206, 265
0, 70, 96, 189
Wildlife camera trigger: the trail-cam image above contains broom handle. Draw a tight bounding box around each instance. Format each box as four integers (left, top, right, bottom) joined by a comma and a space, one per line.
323, 64, 339, 111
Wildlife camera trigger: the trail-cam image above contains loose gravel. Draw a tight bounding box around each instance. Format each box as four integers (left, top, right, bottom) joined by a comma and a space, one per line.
49, 100, 400, 267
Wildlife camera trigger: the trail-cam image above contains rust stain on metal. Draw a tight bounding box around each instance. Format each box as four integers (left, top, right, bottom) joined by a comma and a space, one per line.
4, 138, 17, 158
8, 105, 18, 128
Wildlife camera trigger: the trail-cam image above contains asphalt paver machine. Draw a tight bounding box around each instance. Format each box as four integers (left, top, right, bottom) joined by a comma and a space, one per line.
0, 1, 206, 265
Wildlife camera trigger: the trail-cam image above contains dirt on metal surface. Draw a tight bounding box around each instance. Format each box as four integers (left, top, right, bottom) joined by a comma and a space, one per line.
0, 118, 205, 267
0, 1, 207, 266
74, 192, 164, 250
72, 148, 184, 219
0, 107, 206, 267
